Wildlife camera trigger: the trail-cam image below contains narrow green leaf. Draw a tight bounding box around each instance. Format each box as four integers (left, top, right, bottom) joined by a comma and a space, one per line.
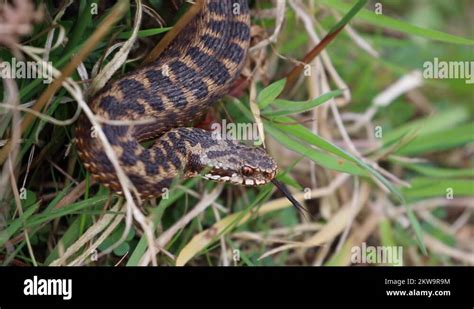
407, 209, 427, 255
391, 160, 474, 178
118, 27, 172, 39
0, 202, 39, 247
379, 219, 403, 265
326, 0, 368, 35
257, 79, 286, 109
263, 89, 343, 117
264, 120, 367, 175
320, 0, 474, 45
396, 123, 474, 155
403, 178, 474, 198
269, 116, 404, 202
382, 107, 468, 146
25, 196, 108, 228
126, 236, 148, 266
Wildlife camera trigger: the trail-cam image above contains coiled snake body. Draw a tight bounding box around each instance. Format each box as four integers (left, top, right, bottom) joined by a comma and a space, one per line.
75, 0, 278, 198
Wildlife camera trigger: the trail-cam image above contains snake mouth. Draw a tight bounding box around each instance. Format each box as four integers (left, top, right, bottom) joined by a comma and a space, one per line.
203, 168, 277, 186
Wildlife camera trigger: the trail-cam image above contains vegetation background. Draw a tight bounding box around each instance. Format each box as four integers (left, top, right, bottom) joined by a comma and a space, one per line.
0, 0, 472, 266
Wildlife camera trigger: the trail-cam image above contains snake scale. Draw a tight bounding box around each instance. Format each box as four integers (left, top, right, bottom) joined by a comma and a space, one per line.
75, 0, 279, 199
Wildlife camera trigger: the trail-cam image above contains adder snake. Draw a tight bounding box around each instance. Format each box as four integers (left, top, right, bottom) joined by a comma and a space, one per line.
75, 0, 282, 199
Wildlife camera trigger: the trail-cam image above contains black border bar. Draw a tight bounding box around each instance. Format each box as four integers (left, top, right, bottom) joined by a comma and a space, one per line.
0, 266, 472, 305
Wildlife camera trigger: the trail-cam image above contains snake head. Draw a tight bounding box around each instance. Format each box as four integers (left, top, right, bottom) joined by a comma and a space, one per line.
197, 140, 278, 186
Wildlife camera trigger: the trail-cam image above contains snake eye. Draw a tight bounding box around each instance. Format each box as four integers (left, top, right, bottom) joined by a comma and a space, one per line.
241, 166, 255, 177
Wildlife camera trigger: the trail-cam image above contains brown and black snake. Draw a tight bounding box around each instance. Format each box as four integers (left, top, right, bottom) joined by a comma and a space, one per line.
75, 0, 285, 199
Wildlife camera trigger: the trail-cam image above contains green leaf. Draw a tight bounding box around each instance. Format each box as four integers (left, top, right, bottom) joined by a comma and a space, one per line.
263, 89, 343, 117
239, 251, 255, 266
264, 121, 366, 175
320, 0, 474, 45
407, 209, 427, 255
113, 242, 130, 256
395, 123, 474, 155
379, 219, 403, 266
98, 223, 134, 256
403, 178, 474, 198
379, 219, 397, 247
0, 202, 39, 247
326, 0, 368, 35
25, 196, 109, 228
257, 79, 287, 109
234, 100, 366, 175
268, 115, 404, 202
126, 236, 148, 266
382, 107, 468, 146
117, 27, 172, 39
392, 160, 474, 178
276, 173, 303, 190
